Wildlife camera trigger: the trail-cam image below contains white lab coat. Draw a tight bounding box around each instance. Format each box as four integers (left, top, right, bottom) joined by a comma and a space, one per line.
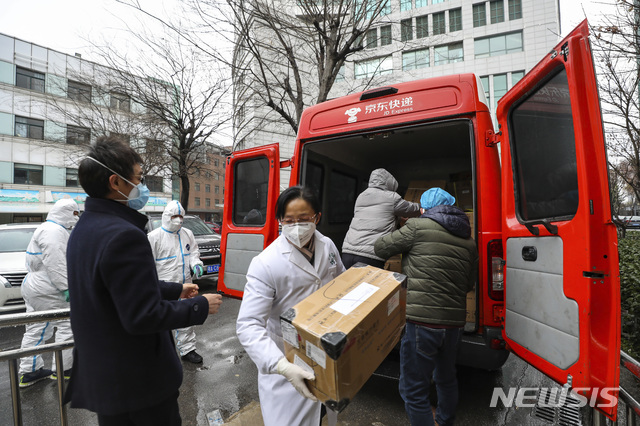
148, 201, 204, 355
236, 231, 345, 426
19, 198, 78, 375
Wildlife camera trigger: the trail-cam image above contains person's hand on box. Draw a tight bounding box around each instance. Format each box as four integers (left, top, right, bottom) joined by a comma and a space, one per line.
276, 357, 317, 401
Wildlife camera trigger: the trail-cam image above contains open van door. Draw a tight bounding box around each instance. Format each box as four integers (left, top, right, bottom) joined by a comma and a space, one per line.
497, 20, 620, 419
218, 144, 281, 298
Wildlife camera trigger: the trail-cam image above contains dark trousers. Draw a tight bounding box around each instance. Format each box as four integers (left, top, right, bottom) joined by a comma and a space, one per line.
341, 253, 385, 269
97, 391, 181, 426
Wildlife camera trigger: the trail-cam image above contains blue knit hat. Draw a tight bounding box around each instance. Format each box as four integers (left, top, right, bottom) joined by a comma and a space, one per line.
420, 188, 456, 210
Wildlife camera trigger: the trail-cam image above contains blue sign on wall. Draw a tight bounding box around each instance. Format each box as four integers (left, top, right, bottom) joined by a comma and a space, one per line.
0, 189, 40, 203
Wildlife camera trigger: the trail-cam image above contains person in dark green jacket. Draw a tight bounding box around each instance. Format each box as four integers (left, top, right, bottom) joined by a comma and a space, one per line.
374, 187, 478, 426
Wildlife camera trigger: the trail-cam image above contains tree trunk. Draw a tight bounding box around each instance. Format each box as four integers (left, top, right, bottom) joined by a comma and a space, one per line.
180, 173, 190, 212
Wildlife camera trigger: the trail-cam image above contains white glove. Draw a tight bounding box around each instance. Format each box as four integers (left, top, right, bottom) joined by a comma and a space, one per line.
276, 357, 317, 401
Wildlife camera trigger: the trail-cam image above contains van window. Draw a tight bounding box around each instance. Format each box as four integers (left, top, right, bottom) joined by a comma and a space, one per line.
304, 161, 324, 205
232, 157, 269, 226
327, 171, 358, 224
509, 67, 579, 221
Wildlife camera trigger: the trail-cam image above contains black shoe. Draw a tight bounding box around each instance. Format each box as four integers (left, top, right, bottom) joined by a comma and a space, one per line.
19, 368, 53, 388
181, 350, 203, 364
50, 368, 72, 380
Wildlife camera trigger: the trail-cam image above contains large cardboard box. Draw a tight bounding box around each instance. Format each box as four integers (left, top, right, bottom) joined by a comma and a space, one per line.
466, 291, 476, 323
280, 264, 407, 412
465, 211, 475, 239
384, 254, 402, 273
404, 180, 447, 203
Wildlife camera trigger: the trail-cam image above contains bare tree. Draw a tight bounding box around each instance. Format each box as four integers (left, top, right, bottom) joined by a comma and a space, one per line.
590, 0, 640, 208
115, 0, 409, 144
46, 25, 231, 211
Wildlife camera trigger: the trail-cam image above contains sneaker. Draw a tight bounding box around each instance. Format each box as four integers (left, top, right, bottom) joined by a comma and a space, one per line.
19, 368, 53, 388
50, 368, 72, 380
181, 350, 203, 364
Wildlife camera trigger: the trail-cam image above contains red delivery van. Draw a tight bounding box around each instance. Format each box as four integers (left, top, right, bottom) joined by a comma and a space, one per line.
218, 21, 620, 419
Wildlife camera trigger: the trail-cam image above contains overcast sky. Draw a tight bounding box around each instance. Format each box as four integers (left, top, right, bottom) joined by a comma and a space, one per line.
0, 0, 613, 60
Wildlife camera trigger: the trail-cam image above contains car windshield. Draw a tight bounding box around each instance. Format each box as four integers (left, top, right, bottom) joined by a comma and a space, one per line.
0, 228, 36, 253
183, 218, 214, 236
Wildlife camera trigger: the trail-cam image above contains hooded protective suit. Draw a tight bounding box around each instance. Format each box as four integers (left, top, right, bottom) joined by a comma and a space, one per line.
147, 201, 203, 356
342, 168, 420, 261
19, 198, 79, 376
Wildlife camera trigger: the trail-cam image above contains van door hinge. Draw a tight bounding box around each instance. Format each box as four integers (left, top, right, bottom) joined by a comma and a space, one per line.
485, 130, 501, 147
550, 42, 569, 62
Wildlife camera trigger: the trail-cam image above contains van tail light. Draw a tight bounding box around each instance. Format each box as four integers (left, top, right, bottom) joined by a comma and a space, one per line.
488, 239, 505, 301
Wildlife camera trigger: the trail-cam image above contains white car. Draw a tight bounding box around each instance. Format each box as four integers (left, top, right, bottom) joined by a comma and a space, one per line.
0, 223, 39, 313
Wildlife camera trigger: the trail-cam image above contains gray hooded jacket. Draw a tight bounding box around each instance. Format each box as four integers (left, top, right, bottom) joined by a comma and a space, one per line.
342, 169, 420, 261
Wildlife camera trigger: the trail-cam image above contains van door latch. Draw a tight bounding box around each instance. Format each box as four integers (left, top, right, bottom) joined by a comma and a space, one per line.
485, 130, 501, 147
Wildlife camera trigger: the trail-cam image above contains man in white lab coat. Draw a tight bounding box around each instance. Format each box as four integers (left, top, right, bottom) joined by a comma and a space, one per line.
148, 201, 206, 363
19, 198, 79, 387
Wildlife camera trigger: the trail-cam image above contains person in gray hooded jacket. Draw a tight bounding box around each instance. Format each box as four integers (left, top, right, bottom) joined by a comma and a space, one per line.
341, 168, 420, 268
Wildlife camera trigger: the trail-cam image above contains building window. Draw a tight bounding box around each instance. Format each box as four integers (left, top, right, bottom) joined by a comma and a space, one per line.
336, 64, 345, 82
214, 158, 220, 167
432, 0, 446, 3
206, 198, 211, 207
415, 0, 427, 7
15, 116, 44, 140
509, 0, 522, 20
195, 182, 201, 192
380, 25, 392, 46
401, 0, 412, 12
195, 197, 200, 207
68, 80, 92, 103
432, 12, 446, 35
475, 31, 523, 58
65, 168, 79, 187
146, 176, 163, 192
402, 49, 429, 71
66, 125, 91, 145
205, 184, 211, 193
354, 56, 393, 79
110, 92, 131, 112
215, 185, 220, 194
215, 199, 220, 205
416, 16, 429, 38
490, 0, 505, 24
480, 76, 490, 101
449, 8, 462, 32
16, 67, 45, 92
365, 29, 378, 49
493, 73, 508, 102
473, 3, 486, 27
512, 70, 525, 85
401, 19, 413, 42
434, 42, 464, 66
14, 163, 43, 185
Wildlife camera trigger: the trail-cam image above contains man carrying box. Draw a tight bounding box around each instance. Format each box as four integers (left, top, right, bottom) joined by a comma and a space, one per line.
374, 188, 478, 426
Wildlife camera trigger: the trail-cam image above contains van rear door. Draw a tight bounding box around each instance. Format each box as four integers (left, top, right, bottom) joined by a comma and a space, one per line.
497, 21, 620, 419
218, 144, 281, 298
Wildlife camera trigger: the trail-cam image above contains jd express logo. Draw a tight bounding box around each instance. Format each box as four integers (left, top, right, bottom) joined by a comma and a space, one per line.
344, 96, 414, 124
490, 387, 619, 409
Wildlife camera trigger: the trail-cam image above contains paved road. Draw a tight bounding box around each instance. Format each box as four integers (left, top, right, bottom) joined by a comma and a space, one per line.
0, 277, 597, 425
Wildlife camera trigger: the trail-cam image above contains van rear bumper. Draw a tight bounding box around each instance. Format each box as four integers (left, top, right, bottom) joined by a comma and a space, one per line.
456, 326, 509, 371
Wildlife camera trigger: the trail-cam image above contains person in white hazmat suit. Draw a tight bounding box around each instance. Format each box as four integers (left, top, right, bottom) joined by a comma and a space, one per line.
18, 198, 79, 387
148, 200, 206, 364
236, 186, 345, 426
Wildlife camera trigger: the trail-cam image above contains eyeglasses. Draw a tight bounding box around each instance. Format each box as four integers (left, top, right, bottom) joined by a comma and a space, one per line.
280, 214, 317, 225
134, 175, 145, 185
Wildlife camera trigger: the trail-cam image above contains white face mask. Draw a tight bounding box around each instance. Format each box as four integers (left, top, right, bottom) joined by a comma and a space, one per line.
282, 222, 316, 248
165, 217, 183, 233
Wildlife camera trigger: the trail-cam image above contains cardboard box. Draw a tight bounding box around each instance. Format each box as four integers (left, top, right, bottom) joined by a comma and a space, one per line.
404, 180, 447, 203
465, 211, 475, 239
453, 181, 473, 210
384, 254, 402, 273
280, 265, 407, 412
466, 291, 476, 323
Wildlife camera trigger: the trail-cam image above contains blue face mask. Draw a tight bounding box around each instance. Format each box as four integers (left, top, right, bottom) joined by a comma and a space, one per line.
87, 157, 150, 210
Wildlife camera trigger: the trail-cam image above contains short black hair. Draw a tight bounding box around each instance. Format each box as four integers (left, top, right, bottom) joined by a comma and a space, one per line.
78, 135, 143, 198
275, 186, 321, 220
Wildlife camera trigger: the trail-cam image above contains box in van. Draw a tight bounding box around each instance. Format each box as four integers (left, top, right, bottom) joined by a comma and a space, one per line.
219, 21, 621, 420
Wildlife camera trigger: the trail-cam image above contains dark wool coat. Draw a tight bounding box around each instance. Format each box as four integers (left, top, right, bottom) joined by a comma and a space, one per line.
374, 205, 478, 326
64, 197, 209, 415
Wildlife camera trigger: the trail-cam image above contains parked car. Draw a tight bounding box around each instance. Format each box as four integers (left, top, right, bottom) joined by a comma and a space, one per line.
205, 221, 221, 234
0, 223, 40, 313
146, 214, 221, 276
